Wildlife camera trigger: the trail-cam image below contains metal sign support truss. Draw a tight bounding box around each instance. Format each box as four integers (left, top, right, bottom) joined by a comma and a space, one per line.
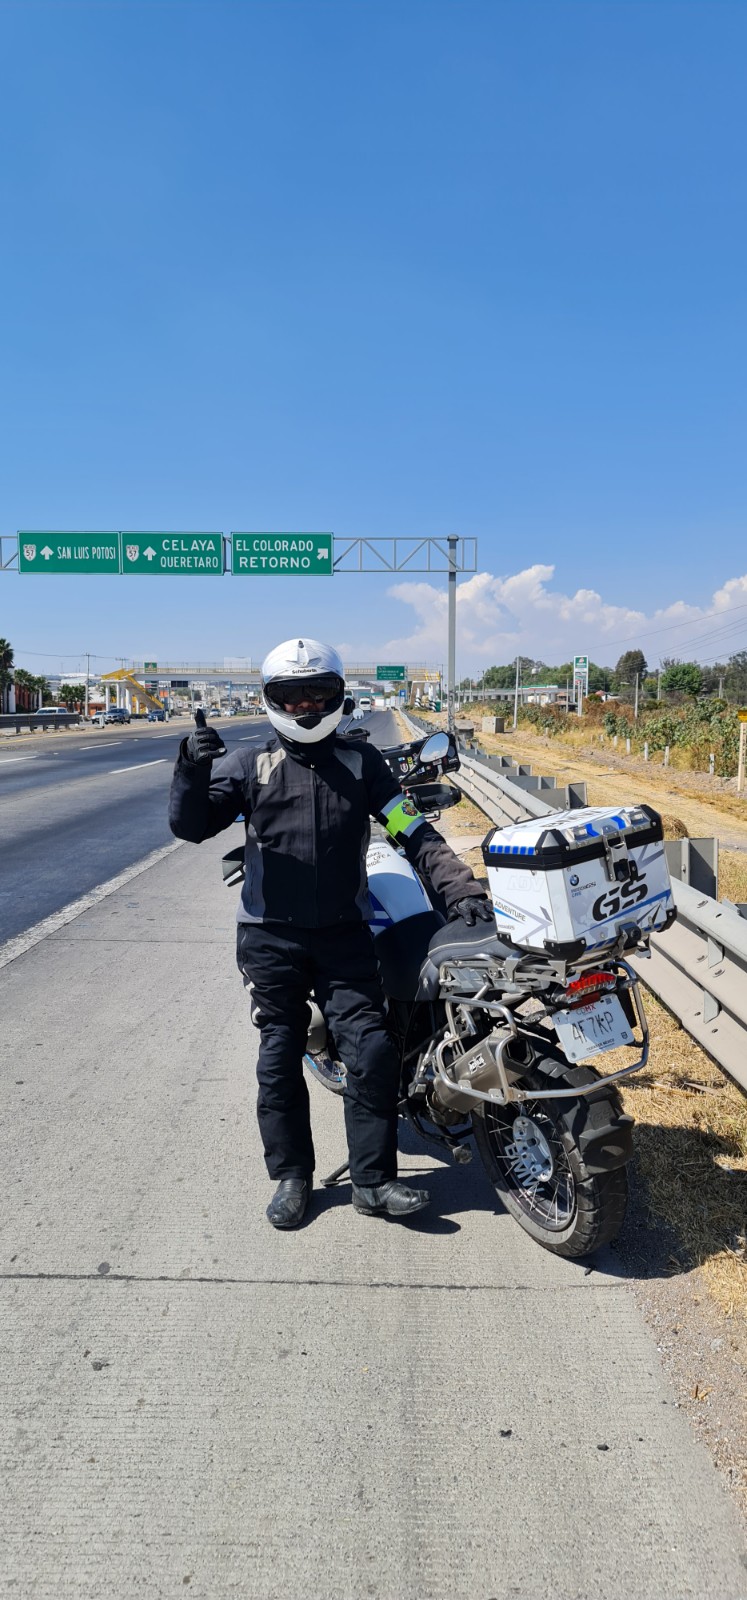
332, 538, 477, 731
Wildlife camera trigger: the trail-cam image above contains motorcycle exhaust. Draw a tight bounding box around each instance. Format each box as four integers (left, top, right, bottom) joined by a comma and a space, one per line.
430, 1029, 521, 1116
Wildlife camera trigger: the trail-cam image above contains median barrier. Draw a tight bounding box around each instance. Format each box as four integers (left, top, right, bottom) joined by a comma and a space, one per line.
0, 712, 82, 732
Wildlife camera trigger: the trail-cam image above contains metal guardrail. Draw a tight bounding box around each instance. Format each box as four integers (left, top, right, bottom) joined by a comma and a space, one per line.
637, 882, 747, 1093
0, 712, 81, 731
401, 708, 747, 1096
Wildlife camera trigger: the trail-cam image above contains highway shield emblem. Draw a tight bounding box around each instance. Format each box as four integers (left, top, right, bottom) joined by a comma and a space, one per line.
23, 545, 36, 561
125, 545, 139, 562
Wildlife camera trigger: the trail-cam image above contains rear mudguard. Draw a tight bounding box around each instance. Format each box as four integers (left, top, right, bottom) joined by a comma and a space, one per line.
532, 1052, 635, 1176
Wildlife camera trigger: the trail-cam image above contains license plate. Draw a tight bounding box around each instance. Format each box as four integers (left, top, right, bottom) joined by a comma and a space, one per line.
552, 994, 633, 1063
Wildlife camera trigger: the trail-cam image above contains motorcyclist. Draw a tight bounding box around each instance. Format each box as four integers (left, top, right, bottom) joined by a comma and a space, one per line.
169, 638, 493, 1229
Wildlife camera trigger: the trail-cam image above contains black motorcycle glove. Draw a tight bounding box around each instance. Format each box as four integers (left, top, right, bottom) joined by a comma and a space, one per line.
185, 709, 227, 764
450, 895, 494, 926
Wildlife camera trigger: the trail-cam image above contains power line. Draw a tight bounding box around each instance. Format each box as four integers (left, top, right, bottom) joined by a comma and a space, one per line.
10, 648, 121, 659
601, 599, 747, 653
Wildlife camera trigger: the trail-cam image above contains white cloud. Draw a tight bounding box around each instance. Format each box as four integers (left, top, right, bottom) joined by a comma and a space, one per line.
337, 565, 747, 669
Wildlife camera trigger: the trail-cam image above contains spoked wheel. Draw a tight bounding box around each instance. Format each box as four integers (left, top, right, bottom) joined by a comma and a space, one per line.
472, 1059, 630, 1258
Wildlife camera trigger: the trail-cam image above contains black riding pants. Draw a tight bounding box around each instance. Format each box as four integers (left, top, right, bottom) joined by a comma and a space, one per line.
236, 921, 400, 1185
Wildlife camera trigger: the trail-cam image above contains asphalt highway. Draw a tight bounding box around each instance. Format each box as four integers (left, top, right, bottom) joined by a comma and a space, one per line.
0, 710, 398, 948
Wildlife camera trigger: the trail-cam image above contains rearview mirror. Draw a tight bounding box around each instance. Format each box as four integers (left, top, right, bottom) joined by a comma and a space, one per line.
419, 732, 450, 764
343, 696, 355, 715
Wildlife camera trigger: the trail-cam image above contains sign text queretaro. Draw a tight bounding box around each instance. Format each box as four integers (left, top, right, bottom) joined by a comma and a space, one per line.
18, 532, 121, 574
231, 533, 333, 576
121, 533, 223, 575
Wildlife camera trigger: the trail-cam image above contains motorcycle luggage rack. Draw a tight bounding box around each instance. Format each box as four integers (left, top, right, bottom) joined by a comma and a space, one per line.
435, 962, 649, 1106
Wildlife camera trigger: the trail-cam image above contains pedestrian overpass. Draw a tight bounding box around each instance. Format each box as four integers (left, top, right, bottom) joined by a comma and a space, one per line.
106, 662, 438, 706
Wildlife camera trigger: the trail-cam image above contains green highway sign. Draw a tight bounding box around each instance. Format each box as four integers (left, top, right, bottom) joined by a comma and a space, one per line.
376, 664, 406, 681
144, 661, 157, 670
231, 533, 333, 576
121, 533, 223, 575
18, 532, 121, 574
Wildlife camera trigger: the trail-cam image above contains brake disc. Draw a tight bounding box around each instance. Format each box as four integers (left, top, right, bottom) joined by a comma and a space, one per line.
504, 1116, 555, 1186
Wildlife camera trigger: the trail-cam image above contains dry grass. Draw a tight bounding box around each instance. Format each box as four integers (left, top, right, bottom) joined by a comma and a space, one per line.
721, 850, 747, 906
610, 999, 747, 1323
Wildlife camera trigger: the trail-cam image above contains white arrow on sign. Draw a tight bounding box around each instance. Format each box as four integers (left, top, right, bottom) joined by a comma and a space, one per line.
318, 548, 329, 559
41, 546, 53, 560
144, 546, 156, 561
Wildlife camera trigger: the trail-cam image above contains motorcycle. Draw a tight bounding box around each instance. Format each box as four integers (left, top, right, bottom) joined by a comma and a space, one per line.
225, 723, 666, 1259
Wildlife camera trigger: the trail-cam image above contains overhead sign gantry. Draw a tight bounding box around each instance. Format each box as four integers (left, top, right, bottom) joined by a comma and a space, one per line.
5, 531, 477, 730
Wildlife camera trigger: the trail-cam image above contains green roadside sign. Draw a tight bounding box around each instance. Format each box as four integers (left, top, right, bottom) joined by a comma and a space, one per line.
376, 665, 406, 681
121, 533, 223, 575
231, 533, 333, 576
18, 532, 121, 574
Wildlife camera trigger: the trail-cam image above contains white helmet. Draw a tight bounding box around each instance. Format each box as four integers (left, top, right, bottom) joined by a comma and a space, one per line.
261, 637, 346, 744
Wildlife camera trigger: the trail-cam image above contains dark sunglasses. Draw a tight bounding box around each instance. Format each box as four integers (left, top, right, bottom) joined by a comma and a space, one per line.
265, 675, 342, 709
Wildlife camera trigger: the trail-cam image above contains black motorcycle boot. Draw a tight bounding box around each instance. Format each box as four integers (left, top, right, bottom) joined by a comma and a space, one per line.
351, 1180, 429, 1218
266, 1177, 312, 1229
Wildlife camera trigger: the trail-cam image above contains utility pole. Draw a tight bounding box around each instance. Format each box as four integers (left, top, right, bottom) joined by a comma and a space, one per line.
718, 675, 724, 699
634, 672, 640, 720
513, 654, 520, 731
738, 716, 747, 795
85, 653, 90, 719
657, 668, 661, 702
446, 536, 457, 733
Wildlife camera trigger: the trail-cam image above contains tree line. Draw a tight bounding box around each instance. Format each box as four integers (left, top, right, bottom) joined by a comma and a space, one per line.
463, 649, 747, 703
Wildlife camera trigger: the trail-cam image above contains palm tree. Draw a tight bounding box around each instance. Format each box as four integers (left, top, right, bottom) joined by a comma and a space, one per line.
59, 683, 81, 711
0, 637, 13, 711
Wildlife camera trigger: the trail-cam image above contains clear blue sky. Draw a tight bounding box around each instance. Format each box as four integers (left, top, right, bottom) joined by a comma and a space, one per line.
2, 0, 746, 676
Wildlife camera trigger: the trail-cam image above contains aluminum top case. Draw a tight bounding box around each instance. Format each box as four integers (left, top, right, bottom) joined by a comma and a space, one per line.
482, 803, 675, 959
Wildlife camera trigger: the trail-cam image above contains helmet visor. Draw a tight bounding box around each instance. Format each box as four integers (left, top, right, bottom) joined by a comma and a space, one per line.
264, 674, 344, 712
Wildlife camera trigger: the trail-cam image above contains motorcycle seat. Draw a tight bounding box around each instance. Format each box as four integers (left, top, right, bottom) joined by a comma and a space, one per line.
417, 916, 513, 1001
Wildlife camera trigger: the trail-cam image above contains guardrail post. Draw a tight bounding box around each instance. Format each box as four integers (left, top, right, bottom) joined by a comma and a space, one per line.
664, 838, 719, 899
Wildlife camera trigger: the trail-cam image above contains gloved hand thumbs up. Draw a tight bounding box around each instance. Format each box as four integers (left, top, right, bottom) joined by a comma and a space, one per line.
186, 707, 227, 764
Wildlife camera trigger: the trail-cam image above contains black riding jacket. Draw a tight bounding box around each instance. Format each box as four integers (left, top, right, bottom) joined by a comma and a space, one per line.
168, 730, 484, 928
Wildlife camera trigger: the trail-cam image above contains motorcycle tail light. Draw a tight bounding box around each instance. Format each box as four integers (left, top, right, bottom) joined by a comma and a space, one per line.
564, 970, 617, 1008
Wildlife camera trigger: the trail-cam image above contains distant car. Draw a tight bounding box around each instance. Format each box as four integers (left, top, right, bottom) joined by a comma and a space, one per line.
211, 707, 223, 716
34, 706, 69, 717
147, 709, 166, 722
358, 696, 372, 712
104, 708, 131, 724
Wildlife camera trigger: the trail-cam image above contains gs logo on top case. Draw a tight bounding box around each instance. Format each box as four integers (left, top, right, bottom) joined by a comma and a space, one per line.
592, 859, 649, 922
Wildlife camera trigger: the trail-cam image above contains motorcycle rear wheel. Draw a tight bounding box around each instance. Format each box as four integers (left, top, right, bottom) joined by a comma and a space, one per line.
471, 1059, 629, 1259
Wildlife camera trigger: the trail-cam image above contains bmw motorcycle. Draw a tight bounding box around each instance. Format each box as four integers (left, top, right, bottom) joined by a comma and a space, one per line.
226, 727, 653, 1260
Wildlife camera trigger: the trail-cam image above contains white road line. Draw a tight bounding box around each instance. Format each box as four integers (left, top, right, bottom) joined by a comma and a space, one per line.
0, 841, 184, 973
0, 757, 38, 765
75, 742, 123, 752
109, 759, 169, 774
